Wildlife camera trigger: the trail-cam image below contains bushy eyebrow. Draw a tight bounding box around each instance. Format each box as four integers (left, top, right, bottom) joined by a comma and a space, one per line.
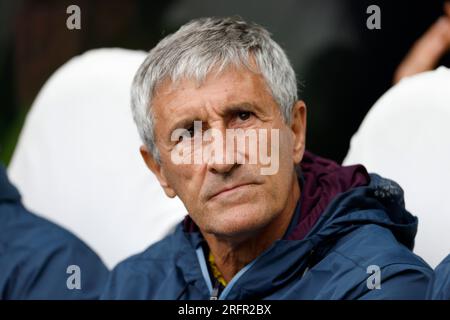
220, 102, 259, 117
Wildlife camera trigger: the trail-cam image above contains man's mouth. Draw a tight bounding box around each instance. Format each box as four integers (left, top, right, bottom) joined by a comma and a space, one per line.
209, 182, 256, 200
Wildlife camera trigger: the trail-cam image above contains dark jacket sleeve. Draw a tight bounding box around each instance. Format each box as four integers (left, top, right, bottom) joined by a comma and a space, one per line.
351, 263, 433, 300
0, 203, 109, 299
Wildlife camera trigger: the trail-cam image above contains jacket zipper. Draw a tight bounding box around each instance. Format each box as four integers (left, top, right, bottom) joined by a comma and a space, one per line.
210, 281, 220, 300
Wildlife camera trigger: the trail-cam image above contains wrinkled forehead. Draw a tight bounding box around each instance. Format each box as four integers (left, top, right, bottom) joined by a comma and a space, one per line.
151, 63, 273, 115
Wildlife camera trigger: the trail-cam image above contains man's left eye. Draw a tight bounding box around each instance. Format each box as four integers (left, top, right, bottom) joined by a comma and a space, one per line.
237, 111, 252, 121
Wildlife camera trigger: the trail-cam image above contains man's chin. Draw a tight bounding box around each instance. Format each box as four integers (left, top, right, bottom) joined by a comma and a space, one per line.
201, 209, 272, 239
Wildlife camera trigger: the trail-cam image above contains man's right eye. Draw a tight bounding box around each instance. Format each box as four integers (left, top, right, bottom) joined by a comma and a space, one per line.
178, 126, 195, 142
186, 126, 195, 136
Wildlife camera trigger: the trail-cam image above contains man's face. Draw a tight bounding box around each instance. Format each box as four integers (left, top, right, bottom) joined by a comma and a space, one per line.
142, 65, 306, 239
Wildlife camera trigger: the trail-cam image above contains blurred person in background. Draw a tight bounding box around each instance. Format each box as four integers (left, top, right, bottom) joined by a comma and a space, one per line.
0, 164, 109, 299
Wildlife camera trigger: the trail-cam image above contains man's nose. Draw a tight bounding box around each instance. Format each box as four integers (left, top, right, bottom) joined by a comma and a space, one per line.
207, 161, 240, 175
205, 136, 240, 175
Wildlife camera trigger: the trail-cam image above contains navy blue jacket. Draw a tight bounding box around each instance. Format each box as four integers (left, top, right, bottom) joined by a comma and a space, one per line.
0, 166, 109, 299
428, 255, 450, 300
102, 153, 432, 300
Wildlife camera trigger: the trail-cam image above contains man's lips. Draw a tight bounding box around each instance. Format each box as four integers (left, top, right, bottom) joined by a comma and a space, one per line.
209, 182, 256, 200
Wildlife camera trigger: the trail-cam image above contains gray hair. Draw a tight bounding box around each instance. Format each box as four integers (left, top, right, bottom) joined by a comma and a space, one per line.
131, 16, 298, 162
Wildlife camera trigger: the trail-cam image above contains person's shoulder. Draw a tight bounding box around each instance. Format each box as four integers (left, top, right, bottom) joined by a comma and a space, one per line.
310, 224, 432, 299
1, 201, 100, 259
322, 172, 431, 274
0, 167, 103, 263
0, 202, 109, 299
332, 224, 431, 273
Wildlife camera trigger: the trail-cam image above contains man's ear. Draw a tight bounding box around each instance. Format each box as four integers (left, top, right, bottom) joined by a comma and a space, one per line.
140, 145, 177, 198
290, 100, 307, 164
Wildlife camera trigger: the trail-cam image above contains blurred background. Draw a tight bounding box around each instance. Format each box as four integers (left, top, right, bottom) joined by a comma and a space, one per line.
1, 0, 449, 165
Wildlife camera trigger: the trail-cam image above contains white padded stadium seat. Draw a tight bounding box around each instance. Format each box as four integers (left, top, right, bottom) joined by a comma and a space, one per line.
344, 66, 450, 268
8, 48, 187, 269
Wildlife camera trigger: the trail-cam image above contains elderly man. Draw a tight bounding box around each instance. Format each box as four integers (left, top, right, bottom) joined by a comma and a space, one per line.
102, 16, 432, 300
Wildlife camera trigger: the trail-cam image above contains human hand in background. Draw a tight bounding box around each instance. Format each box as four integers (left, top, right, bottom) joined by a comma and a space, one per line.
393, 2, 450, 84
